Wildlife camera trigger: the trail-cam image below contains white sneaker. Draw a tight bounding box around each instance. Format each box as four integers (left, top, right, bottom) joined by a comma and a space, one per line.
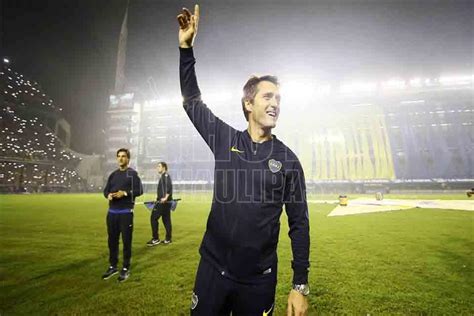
147, 239, 161, 247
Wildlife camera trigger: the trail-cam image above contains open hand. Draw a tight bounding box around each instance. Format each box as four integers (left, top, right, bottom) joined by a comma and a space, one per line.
287, 290, 308, 316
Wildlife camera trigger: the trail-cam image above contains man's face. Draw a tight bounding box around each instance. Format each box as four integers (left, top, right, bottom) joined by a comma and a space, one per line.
116, 152, 129, 168
245, 81, 281, 129
157, 164, 164, 174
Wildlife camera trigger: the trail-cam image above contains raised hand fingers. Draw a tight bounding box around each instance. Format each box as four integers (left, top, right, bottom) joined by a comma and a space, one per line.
182, 5, 199, 30
177, 4, 199, 47
194, 4, 200, 21
177, 14, 188, 29
193, 4, 200, 29
182, 7, 192, 21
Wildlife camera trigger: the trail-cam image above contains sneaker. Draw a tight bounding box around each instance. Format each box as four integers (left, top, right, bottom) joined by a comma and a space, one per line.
102, 266, 118, 280
163, 240, 172, 245
147, 239, 161, 247
118, 267, 130, 282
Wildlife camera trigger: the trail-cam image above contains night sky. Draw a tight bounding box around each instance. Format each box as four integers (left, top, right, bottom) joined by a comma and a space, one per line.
3, 0, 473, 154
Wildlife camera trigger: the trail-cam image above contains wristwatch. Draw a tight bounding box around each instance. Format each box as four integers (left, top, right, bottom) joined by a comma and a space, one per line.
292, 284, 310, 296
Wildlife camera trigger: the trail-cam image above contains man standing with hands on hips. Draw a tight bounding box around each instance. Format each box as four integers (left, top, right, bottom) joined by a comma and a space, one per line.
177, 5, 310, 315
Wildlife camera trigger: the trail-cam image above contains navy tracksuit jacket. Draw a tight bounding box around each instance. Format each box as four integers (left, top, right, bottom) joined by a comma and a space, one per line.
180, 47, 310, 285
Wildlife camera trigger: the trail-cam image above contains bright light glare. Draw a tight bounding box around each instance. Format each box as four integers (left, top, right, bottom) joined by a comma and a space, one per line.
439, 75, 473, 86
339, 82, 377, 94
381, 79, 406, 90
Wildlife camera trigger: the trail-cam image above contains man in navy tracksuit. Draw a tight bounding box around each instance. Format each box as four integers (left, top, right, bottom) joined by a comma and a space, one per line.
102, 148, 143, 282
177, 6, 310, 315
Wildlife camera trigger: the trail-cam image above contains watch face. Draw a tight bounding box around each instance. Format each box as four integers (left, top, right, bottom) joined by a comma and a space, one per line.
302, 285, 310, 295
294, 284, 310, 296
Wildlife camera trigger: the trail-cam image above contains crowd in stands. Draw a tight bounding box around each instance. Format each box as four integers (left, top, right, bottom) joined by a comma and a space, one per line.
1, 59, 84, 193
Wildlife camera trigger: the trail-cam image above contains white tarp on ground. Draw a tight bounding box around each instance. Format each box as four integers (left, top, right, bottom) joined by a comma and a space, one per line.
323, 199, 474, 217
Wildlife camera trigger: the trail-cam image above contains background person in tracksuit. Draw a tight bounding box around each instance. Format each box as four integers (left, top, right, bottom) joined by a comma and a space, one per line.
147, 162, 173, 246
102, 148, 143, 282
177, 5, 310, 316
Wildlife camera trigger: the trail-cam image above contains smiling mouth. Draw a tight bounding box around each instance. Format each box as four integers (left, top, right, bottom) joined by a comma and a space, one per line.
266, 111, 277, 118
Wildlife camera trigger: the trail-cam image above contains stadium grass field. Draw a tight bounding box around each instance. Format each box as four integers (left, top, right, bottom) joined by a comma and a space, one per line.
1, 193, 472, 315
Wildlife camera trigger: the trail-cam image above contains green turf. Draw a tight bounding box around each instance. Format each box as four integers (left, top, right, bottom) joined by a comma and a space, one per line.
1, 193, 473, 315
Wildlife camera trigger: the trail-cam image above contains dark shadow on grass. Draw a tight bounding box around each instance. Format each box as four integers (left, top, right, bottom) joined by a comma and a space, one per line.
26, 257, 99, 282
132, 242, 200, 273
2, 244, 182, 313
2, 256, 104, 313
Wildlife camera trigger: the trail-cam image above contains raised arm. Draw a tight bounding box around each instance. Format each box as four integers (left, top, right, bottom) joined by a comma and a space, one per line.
177, 5, 236, 155
178, 5, 201, 103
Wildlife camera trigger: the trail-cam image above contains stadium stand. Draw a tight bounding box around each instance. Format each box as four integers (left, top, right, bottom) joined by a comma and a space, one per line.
1, 58, 85, 193
114, 76, 473, 194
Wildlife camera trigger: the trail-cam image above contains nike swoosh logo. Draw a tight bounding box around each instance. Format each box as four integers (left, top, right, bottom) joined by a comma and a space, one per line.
263, 303, 274, 316
230, 146, 244, 153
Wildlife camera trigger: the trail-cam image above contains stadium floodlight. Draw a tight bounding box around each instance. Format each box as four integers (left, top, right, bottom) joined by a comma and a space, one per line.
279, 81, 316, 105
314, 84, 332, 95
3, 58, 9, 64
409, 78, 423, 88
424, 78, 435, 86
439, 75, 473, 86
339, 81, 377, 94
381, 79, 406, 90
350, 103, 372, 107
400, 100, 425, 104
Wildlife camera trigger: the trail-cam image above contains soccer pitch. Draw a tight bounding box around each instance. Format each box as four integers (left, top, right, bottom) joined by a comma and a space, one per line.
1, 193, 472, 315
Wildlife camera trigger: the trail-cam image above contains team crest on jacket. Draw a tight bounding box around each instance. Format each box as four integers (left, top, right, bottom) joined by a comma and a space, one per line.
268, 159, 282, 173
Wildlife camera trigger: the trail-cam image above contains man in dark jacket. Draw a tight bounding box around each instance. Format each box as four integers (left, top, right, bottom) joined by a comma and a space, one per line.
177, 5, 310, 315
102, 148, 143, 282
147, 162, 173, 246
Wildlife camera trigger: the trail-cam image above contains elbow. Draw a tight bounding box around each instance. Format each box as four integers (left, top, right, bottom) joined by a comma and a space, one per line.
183, 93, 201, 106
